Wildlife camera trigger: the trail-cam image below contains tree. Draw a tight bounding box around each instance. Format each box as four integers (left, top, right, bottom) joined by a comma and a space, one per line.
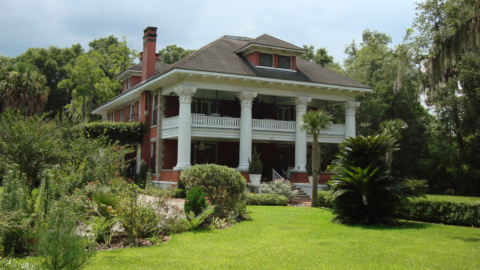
301, 45, 343, 73
157, 45, 195, 64
380, 119, 408, 167
89, 35, 137, 78
300, 109, 331, 207
0, 62, 49, 115
58, 51, 119, 120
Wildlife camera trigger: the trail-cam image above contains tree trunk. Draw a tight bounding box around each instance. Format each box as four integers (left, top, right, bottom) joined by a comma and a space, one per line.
311, 134, 320, 207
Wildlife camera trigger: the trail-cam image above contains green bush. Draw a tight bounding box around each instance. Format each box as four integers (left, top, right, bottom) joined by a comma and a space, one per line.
173, 188, 186, 198
1, 165, 30, 212
185, 187, 207, 216
396, 199, 480, 227
0, 210, 37, 256
0, 257, 39, 270
247, 194, 289, 206
134, 160, 148, 189
81, 121, 144, 145
180, 164, 246, 216
36, 202, 96, 270
259, 178, 297, 199
317, 191, 333, 208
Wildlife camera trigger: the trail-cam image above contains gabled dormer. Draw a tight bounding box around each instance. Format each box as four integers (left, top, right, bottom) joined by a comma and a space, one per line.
117, 64, 142, 92
235, 34, 305, 72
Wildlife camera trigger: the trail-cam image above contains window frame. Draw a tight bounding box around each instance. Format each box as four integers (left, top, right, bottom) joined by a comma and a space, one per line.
260, 53, 274, 67
278, 55, 291, 69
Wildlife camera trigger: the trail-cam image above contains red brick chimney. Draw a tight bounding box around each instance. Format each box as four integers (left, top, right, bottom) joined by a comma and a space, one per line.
142, 26, 158, 82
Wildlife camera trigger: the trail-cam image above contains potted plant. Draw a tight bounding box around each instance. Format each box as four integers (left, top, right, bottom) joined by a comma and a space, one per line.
248, 147, 263, 185
306, 159, 314, 185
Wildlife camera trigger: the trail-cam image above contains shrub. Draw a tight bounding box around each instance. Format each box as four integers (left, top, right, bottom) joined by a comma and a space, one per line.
0, 257, 39, 270
173, 188, 186, 198
317, 191, 333, 208
81, 121, 144, 145
184, 187, 207, 216
180, 164, 246, 216
36, 202, 96, 270
396, 199, 480, 227
0, 210, 37, 256
134, 160, 148, 189
259, 178, 297, 199
330, 134, 402, 225
181, 206, 215, 230
1, 165, 29, 212
248, 147, 262, 174
247, 194, 289, 206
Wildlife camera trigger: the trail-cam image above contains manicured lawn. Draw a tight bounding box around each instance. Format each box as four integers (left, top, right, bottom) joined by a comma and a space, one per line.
421, 194, 480, 204
82, 206, 480, 269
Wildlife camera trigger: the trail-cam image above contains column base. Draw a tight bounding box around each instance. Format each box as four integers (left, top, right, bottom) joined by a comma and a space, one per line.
236, 165, 249, 172
173, 163, 190, 171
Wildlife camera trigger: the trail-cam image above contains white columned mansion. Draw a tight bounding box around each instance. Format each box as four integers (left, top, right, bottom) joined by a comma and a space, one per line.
92, 27, 371, 187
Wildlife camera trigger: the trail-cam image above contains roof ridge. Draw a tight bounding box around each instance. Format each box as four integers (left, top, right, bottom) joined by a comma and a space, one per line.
169, 36, 227, 69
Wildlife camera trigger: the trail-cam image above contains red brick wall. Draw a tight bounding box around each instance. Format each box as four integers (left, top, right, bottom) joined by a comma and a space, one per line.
162, 139, 178, 169
131, 76, 141, 88
245, 52, 260, 66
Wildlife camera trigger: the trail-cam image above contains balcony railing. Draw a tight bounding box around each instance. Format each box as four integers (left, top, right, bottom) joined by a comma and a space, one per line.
161, 115, 345, 135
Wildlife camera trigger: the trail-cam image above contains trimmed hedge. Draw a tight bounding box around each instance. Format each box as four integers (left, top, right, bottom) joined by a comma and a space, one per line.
81, 122, 144, 145
396, 199, 480, 227
247, 194, 288, 206
316, 192, 480, 227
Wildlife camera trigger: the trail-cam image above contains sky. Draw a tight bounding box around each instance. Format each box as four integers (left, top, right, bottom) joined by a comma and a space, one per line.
0, 0, 420, 64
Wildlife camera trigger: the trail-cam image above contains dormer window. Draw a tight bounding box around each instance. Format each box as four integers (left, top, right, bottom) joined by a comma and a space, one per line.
260, 53, 273, 67
278, 56, 291, 69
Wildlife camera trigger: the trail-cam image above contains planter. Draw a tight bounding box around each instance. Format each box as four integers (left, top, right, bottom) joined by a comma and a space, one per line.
308, 173, 335, 185
308, 176, 313, 185
249, 174, 262, 185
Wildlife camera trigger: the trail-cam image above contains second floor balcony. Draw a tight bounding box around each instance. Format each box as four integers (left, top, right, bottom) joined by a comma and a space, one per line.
161, 114, 345, 143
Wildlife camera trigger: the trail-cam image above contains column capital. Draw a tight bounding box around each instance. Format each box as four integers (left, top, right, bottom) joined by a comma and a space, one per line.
345, 101, 361, 115
293, 96, 312, 106
175, 86, 196, 104
236, 91, 257, 107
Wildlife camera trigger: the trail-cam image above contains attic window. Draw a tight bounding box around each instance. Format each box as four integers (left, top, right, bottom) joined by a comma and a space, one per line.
260, 53, 273, 67
278, 56, 291, 69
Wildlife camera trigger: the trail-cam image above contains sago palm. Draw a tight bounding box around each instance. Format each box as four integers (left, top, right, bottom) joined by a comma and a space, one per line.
299, 109, 331, 207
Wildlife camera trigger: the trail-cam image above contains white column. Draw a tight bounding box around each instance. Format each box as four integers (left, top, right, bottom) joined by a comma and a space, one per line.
173, 86, 197, 170
345, 101, 361, 138
292, 96, 312, 172
236, 91, 257, 172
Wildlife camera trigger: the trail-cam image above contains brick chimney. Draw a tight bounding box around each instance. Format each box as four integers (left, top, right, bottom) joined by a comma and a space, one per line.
142, 26, 158, 82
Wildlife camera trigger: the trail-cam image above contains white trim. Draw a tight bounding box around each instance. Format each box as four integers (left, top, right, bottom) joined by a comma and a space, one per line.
236, 44, 306, 55
256, 65, 297, 73
92, 68, 372, 115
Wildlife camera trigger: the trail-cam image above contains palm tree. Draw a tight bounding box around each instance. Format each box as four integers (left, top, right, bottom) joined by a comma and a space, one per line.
379, 119, 407, 167
0, 62, 49, 115
300, 109, 332, 207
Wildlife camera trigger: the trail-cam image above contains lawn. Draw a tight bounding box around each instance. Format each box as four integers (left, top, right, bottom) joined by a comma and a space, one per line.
82, 206, 480, 269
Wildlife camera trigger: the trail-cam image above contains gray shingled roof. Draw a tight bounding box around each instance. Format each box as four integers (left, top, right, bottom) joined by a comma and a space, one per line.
149, 35, 369, 89
237, 34, 305, 52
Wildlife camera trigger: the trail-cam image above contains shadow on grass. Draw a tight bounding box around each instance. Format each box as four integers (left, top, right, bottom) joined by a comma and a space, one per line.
451, 235, 480, 243
341, 220, 432, 231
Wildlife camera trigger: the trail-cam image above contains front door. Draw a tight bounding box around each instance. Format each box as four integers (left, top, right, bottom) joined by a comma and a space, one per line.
277, 146, 290, 177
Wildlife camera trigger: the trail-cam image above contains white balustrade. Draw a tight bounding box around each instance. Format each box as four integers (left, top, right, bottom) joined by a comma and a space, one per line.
161, 115, 345, 135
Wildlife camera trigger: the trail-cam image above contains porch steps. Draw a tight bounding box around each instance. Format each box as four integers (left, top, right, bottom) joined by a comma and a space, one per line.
291, 186, 311, 200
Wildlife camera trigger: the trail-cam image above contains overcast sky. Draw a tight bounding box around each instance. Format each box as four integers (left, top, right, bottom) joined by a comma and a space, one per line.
1, 0, 419, 64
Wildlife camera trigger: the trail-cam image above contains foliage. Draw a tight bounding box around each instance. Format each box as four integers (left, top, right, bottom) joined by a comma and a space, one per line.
180, 164, 247, 216
300, 109, 331, 206
86, 216, 118, 246
181, 206, 215, 231
0, 165, 30, 212
173, 188, 186, 198
0, 211, 37, 257
135, 160, 149, 189
248, 147, 262, 174
258, 178, 297, 199
0, 62, 49, 115
116, 183, 160, 244
317, 191, 333, 208
36, 202, 96, 270
80, 121, 144, 145
157, 45, 195, 64
246, 193, 289, 206
184, 186, 207, 216
330, 134, 402, 225
301, 45, 343, 73
401, 179, 429, 197
397, 199, 480, 227
0, 257, 39, 270
0, 111, 64, 188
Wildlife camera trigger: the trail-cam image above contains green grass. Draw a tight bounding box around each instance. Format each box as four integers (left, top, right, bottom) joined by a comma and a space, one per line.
421, 194, 480, 204
80, 206, 480, 269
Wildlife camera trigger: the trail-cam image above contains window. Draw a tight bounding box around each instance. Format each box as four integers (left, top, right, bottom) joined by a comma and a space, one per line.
200, 100, 218, 115
260, 53, 273, 67
278, 56, 291, 69
120, 109, 124, 122
151, 142, 156, 173
130, 103, 135, 121
277, 107, 291, 121
152, 95, 158, 126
